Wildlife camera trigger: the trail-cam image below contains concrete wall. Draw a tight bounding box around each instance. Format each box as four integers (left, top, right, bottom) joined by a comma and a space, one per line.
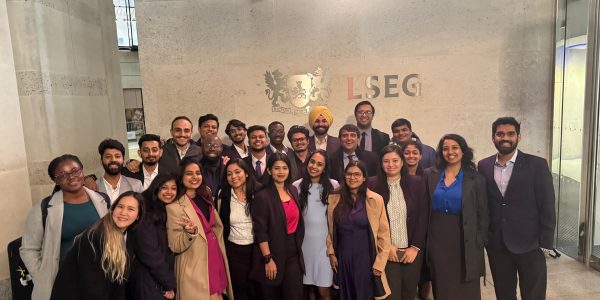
0, 0, 33, 296
7, 0, 127, 203
136, 0, 555, 160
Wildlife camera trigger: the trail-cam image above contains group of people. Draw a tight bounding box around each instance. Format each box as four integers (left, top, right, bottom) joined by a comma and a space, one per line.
19, 100, 556, 300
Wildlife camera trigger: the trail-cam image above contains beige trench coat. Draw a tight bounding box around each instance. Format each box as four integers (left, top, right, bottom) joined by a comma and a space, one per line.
326, 189, 392, 299
166, 195, 234, 300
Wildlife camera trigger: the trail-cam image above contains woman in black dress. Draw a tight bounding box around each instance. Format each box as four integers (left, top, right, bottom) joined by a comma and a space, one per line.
128, 174, 180, 300
327, 160, 392, 300
424, 134, 488, 300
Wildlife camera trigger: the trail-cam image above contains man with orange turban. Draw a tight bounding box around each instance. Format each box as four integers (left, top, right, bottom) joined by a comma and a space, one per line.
308, 106, 340, 156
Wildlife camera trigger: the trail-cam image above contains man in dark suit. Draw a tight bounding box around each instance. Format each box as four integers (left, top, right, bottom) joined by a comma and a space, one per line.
222, 119, 249, 159
200, 135, 227, 199
160, 116, 202, 175
477, 117, 556, 300
266, 121, 293, 155
307, 106, 340, 156
243, 125, 270, 184
390, 118, 437, 169
287, 125, 310, 182
122, 134, 165, 189
328, 124, 379, 182
354, 100, 390, 154
195, 113, 219, 147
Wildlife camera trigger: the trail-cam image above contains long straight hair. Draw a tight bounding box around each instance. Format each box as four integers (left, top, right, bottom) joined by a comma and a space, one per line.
375, 145, 405, 200
87, 191, 145, 283
222, 158, 260, 215
333, 160, 368, 222
299, 150, 334, 211
141, 173, 181, 225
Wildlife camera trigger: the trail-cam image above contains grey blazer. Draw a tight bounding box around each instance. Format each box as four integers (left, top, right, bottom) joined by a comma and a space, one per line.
20, 188, 109, 300
96, 175, 143, 203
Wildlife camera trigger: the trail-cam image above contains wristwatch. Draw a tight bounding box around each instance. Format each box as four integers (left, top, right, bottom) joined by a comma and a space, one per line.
264, 254, 272, 264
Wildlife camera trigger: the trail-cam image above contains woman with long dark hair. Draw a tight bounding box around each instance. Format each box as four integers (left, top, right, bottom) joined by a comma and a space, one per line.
327, 160, 392, 300
292, 150, 339, 300
21, 154, 110, 300
424, 134, 488, 300
129, 174, 180, 300
367, 144, 428, 300
166, 157, 233, 300
51, 191, 145, 300
250, 152, 305, 300
399, 140, 425, 177
218, 158, 260, 300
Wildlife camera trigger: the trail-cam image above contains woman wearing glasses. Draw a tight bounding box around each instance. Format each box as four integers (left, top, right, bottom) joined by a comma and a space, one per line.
21, 154, 110, 300
327, 160, 392, 300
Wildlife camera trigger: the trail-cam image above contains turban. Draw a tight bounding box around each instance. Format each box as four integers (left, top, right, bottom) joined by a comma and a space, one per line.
308, 106, 334, 127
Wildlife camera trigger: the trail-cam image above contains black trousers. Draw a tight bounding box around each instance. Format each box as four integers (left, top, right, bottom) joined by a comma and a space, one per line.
385, 251, 424, 300
225, 240, 257, 300
487, 247, 547, 300
260, 234, 303, 300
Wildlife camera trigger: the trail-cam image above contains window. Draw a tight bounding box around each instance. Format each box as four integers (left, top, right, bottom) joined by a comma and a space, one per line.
114, 0, 137, 49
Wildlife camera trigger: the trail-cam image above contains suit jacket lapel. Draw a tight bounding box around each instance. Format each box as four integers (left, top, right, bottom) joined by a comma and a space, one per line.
427, 169, 441, 197
181, 197, 207, 241
485, 158, 504, 199
503, 152, 525, 200
462, 169, 475, 210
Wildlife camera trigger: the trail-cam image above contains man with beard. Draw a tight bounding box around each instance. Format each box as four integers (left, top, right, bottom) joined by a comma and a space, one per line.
96, 138, 143, 203
196, 114, 219, 147
477, 117, 556, 300
160, 116, 202, 174
287, 125, 310, 181
223, 119, 249, 159
307, 106, 340, 156
328, 124, 379, 182
122, 134, 164, 190
200, 135, 228, 198
266, 121, 293, 155
243, 125, 270, 184
354, 100, 389, 154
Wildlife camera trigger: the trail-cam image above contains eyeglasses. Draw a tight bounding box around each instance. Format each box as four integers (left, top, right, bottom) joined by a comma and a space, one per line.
344, 172, 363, 179
356, 111, 373, 116
291, 137, 307, 143
55, 167, 83, 182
206, 143, 222, 150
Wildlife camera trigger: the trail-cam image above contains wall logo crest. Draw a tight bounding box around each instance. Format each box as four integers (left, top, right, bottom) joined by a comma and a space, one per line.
264, 67, 330, 115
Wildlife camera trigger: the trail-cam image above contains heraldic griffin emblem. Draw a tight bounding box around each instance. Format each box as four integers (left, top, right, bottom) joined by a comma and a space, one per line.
264, 67, 330, 109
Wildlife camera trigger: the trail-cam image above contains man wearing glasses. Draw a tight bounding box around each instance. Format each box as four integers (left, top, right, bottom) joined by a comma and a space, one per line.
287, 125, 311, 181
477, 117, 556, 300
354, 100, 390, 154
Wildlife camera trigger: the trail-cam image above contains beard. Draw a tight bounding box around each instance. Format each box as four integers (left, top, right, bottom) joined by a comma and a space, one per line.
495, 140, 518, 155
144, 157, 158, 166
103, 162, 122, 175
313, 125, 329, 135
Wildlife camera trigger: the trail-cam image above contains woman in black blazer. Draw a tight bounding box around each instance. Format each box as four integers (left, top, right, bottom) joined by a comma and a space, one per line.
250, 152, 305, 300
218, 158, 261, 300
367, 144, 428, 300
424, 134, 488, 300
128, 174, 179, 300
51, 192, 145, 300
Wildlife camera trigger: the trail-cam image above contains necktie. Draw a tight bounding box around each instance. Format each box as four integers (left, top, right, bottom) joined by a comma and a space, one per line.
346, 154, 356, 168
255, 161, 262, 177
360, 132, 367, 151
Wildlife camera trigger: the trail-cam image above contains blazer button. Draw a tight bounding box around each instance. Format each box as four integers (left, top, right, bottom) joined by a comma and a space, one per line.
501, 203, 506, 206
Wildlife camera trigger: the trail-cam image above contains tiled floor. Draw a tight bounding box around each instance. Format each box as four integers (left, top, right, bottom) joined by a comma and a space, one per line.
481, 253, 600, 299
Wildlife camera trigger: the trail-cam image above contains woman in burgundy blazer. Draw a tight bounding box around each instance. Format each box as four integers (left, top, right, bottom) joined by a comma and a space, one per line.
367, 144, 428, 300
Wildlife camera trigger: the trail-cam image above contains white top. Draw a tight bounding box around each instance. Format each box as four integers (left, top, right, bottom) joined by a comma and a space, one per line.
387, 178, 409, 248
142, 164, 159, 190
103, 176, 122, 203
315, 135, 328, 151
234, 144, 249, 158
228, 189, 254, 245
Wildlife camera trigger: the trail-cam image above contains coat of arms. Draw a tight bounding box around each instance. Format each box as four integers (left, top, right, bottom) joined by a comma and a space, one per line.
264, 67, 331, 114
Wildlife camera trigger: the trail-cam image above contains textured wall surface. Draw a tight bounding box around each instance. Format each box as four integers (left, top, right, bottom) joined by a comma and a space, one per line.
137, 0, 554, 159
7, 0, 126, 202
0, 0, 33, 288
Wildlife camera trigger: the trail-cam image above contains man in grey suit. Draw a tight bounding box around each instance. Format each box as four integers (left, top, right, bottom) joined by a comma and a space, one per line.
477, 117, 556, 300
96, 138, 143, 203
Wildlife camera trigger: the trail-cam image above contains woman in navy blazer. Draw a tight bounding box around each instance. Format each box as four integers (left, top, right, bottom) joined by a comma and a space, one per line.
250, 152, 305, 300
367, 144, 428, 300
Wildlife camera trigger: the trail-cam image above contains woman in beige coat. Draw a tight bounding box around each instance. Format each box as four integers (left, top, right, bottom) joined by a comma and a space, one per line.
327, 160, 392, 300
166, 157, 234, 300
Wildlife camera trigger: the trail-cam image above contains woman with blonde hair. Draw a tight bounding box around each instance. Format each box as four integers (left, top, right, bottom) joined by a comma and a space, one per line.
50, 191, 145, 300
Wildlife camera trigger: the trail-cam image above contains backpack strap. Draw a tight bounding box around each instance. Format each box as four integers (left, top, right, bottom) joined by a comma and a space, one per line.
40, 196, 52, 232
